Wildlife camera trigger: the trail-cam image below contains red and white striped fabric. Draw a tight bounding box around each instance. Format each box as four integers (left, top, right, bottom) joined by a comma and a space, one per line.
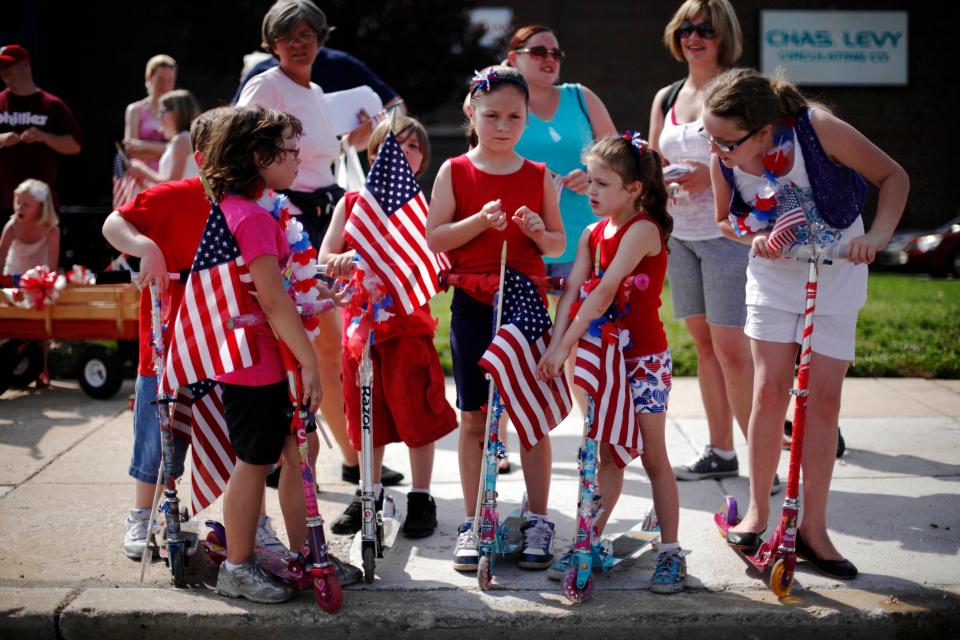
161, 203, 255, 393
344, 131, 449, 315
766, 186, 808, 254
479, 267, 572, 450
171, 383, 236, 515
574, 331, 641, 468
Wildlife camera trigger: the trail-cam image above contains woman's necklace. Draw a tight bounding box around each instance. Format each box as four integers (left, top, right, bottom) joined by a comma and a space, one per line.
732, 117, 796, 236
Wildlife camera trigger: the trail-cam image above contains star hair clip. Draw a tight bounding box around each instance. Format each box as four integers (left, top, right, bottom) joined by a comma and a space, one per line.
471, 68, 499, 94
622, 130, 650, 156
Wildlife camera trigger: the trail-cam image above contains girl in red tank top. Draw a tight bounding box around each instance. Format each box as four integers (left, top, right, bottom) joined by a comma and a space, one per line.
319, 116, 457, 539
538, 133, 688, 593
426, 66, 566, 571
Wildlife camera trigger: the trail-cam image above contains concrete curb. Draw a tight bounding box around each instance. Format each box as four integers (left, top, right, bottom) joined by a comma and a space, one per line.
4, 587, 960, 639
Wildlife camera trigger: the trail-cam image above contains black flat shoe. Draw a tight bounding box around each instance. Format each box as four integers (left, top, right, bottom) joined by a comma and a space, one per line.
726, 529, 765, 552
795, 532, 858, 579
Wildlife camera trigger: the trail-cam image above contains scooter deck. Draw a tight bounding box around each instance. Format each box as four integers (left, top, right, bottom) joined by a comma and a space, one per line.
203, 520, 312, 588
714, 510, 770, 575
606, 521, 660, 568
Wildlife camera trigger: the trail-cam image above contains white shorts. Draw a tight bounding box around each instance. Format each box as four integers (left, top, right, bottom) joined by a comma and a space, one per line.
744, 305, 858, 362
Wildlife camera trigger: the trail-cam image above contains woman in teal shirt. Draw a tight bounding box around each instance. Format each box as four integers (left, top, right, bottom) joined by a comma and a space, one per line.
507, 24, 617, 275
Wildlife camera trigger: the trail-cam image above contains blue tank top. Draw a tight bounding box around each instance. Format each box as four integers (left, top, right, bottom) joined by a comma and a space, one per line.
515, 83, 595, 264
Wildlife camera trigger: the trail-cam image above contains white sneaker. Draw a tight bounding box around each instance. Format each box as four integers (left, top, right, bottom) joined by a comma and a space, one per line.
123, 508, 155, 560
256, 515, 291, 557
453, 519, 479, 571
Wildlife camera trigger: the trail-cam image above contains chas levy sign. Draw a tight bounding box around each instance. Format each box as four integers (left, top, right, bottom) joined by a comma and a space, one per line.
760, 10, 908, 86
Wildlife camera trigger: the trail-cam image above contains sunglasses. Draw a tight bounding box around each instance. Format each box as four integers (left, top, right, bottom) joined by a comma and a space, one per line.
698, 126, 757, 153
513, 45, 565, 61
678, 20, 717, 40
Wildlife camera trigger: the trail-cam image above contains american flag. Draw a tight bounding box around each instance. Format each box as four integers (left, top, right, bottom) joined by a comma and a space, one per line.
343, 131, 449, 315
112, 151, 140, 209
162, 203, 255, 393
574, 330, 641, 468
479, 267, 572, 450
171, 380, 236, 515
766, 185, 808, 253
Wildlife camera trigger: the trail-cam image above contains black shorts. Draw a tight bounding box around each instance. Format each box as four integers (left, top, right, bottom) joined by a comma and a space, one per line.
449, 288, 496, 411
221, 381, 316, 465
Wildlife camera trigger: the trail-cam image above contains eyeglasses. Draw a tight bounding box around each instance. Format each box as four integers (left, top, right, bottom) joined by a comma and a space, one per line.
678, 20, 717, 40
281, 147, 301, 160
698, 126, 757, 153
275, 29, 323, 46
513, 45, 565, 61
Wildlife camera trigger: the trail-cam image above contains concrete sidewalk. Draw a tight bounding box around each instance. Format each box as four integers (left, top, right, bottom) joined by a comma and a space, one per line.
1, 377, 958, 639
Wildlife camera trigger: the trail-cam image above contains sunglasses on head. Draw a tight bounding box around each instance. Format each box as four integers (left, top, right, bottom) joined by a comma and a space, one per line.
513, 45, 565, 61
678, 20, 716, 40
698, 126, 757, 153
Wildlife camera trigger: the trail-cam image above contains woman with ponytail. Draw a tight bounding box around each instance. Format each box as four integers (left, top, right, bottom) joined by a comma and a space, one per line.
538, 133, 687, 594
702, 68, 909, 579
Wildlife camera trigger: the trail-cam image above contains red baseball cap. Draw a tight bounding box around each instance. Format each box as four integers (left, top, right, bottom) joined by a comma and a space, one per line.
0, 44, 29, 66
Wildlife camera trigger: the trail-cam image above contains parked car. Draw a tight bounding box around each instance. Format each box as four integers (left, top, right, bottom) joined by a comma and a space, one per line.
877, 215, 960, 277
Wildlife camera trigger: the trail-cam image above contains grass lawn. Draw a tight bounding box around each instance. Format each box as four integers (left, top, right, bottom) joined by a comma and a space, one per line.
429, 273, 960, 379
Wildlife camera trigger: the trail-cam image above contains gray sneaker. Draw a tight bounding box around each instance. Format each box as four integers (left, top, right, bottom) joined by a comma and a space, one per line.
675, 445, 739, 480
216, 556, 294, 604
123, 508, 156, 560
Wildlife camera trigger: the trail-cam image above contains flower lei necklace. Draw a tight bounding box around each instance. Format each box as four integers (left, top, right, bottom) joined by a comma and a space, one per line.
732, 116, 797, 237
258, 190, 324, 340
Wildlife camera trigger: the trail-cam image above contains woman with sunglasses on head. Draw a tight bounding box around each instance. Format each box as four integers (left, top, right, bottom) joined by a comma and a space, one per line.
238, 1, 405, 516
648, 1, 758, 488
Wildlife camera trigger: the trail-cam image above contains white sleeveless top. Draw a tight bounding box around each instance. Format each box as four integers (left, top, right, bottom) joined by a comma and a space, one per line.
158, 132, 199, 181
733, 139, 867, 315
658, 105, 722, 241
4, 227, 54, 275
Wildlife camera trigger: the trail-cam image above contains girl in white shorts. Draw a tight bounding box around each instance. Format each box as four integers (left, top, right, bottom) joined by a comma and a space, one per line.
702, 69, 908, 579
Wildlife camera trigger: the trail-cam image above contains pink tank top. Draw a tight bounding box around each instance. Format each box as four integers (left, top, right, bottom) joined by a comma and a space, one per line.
138, 104, 166, 171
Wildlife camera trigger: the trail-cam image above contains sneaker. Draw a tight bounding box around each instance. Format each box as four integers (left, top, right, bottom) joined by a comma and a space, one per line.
518, 517, 555, 569
452, 520, 479, 571
341, 463, 404, 486
770, 473, 783, 496
402, 492, 437, 539
328, 553, 363, 586
216, 556, 294, 604
675, 445, 738, 480
122, 508, 155, 560
256, 515, 290, 557
650, 548, 686, 594
331, 489, 383, 535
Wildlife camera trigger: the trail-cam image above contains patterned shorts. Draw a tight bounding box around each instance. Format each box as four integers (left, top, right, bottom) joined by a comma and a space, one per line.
626, 349, 672, 414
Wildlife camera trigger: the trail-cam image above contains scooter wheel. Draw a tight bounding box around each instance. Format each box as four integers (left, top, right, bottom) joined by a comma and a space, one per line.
562, 566, 593, 604
204, 529, 225, 565
313, 575, 343, 613
362, 545, 375, 584
770, 558, 795, 598
170, 546, 186, 588
723, 496, 739, 527
477, 554, 493, 591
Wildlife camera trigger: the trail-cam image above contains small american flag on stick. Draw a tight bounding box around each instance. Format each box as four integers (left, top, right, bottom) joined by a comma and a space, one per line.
479, 267, 572, 450
162, 203, 255, 393
766, 185, 808, 254
344, 131, 449, 315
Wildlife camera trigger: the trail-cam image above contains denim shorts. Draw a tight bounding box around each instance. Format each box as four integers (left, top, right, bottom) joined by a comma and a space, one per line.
129, 375, 188, 484
666, 236, 749, 327
449, 289, 496, 411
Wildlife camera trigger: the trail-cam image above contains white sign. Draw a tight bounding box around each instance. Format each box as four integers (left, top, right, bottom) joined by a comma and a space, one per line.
760, 10, 908, 86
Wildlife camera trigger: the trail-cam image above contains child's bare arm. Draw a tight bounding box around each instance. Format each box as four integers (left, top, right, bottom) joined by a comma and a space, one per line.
426, 161, 500, 253
247, 254, 322, 413
102, 211, 168, 291
317, 197, 355, 278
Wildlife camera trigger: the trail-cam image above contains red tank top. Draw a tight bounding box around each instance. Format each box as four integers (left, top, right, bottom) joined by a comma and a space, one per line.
589, 215, 668, 358
448, 154, 547, 304
340, 191, 437, 345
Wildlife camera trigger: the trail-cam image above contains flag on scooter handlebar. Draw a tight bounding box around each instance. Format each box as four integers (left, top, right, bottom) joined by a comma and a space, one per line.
479, 267, 572, 450
170, 379, 236, 515
574, 329, 641, 468
766, 185, 808, 254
